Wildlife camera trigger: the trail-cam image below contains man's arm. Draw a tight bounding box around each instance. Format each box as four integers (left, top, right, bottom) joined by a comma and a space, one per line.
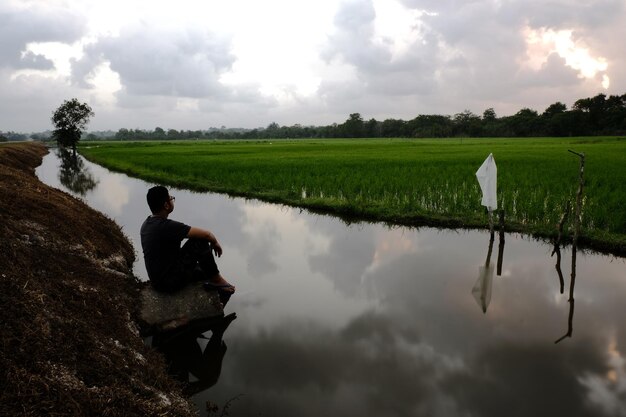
187, 227, 223, 257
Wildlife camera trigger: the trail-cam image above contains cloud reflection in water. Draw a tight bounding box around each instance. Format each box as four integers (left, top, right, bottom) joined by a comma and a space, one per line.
36, 151, 626, 416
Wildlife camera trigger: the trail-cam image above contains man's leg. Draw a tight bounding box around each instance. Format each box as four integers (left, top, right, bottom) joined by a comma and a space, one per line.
181, 239, 235, 292
181, 238, 219, 277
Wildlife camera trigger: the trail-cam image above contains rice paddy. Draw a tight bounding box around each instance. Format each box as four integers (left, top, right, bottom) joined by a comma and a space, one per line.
79, 137, 626, 252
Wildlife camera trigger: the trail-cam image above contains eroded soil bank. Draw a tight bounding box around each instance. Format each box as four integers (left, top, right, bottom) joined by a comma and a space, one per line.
0, 142, 197, 416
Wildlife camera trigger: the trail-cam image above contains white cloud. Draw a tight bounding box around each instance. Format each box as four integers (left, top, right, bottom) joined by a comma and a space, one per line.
524, 27, 609, 82
371, 0, 430, 61
0, 3, 85, 70
0, 0, 624, 131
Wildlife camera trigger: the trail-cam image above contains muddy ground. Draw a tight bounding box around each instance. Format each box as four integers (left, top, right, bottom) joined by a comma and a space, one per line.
0, 142, 198, 416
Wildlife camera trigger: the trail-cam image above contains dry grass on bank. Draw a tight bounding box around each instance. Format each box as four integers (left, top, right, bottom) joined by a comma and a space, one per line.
0, 142, 197, 416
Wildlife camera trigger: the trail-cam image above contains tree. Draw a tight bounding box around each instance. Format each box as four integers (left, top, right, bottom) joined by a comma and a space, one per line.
167, 129, 180, 139
482, 108, 497, 121
380, 118, 406, 137
364, 118, 380, 137
342, 113, 364, 138
548, 111, 590, 136
543, 102, 567, 117
508, 108, 542, 136
51, 98, 94, 154
453, 110, 482, 136
265, 122, 280, 138
154, 127, 166, 139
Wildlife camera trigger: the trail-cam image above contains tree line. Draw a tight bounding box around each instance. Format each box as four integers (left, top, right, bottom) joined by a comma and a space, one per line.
0, 131, 30, 142
101, 92, 626, 141
7, 92, 626, 144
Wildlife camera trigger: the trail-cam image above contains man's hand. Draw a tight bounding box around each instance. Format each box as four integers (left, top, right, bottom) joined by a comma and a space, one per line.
211, 240, 223, 257
188, 226, 223, 257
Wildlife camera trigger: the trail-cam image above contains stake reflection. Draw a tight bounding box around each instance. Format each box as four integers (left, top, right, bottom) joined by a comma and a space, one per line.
472, 211, 506, 314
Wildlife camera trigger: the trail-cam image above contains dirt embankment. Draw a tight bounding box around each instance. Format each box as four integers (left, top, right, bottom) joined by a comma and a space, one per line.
0, 142, 197, 416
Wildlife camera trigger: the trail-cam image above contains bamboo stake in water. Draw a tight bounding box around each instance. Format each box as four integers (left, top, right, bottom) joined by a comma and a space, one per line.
568, 150, 585, 303
551, 201, 570, 294
497, 210, 505, 276
555, 150, 584, 344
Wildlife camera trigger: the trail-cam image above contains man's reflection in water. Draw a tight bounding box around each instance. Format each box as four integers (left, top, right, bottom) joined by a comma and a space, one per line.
56, 147, 98, 196
152, 312, 237, 396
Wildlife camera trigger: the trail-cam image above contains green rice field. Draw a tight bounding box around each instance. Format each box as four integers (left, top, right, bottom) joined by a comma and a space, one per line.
79, 137, 626, 252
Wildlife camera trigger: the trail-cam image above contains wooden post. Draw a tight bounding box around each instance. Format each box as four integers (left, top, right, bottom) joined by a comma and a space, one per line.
555, 151, 584, 344
568, 150, 584, 303
496, 210, 505, 276
485, 228, 495, 266
551, 201, 570, 294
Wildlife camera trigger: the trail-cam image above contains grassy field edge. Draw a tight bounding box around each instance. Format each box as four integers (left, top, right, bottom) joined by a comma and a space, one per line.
79, 139, 626, 257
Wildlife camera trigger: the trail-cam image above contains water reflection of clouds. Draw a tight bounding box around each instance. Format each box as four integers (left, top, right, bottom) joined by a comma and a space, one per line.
92, 175, 130, 215
443, 340, 610, 417
308, 227, 377, 298
371, 228, 417, 268
37, 152, 626, 417
239, 204, 284, 277
578, 337, 626, 416
203, 308, 624, 417
207, 312, 461, 417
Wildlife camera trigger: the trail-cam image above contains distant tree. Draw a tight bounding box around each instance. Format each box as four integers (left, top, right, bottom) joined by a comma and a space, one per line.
508, 108, 542, 136
154, 127, 166, 139
602, 95, 626, 132
548, 111, 590, 136
364, 118, 380, 137
543, 102, 567, 117
482, 108, 497, 121
266, 122, 280, 138
408, 115, 453, 137
31, 133, 48, 141
71, 90, 625, 141
453, 110, 482, 136
380, 118, 406, 137
115, 128, 130, 141
542, 102, 568, 136
2, 131, 28, 141
167, 129, 180, 139
574, 93, 607, 130
51, 98, 94, 154
342, 113, 364, 138
0, 134, 7, 142
605, 95, 624, 111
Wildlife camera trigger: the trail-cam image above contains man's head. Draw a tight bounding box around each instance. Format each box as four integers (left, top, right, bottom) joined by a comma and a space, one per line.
147, 185, 174, 214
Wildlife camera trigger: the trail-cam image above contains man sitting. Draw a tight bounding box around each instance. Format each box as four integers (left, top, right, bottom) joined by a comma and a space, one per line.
140, 185, 235, 295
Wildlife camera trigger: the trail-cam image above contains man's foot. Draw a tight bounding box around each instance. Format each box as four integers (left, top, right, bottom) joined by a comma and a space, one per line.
204, 274, 235, 293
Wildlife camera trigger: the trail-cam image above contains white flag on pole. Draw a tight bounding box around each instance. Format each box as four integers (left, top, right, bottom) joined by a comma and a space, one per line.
476, 153, 497, 211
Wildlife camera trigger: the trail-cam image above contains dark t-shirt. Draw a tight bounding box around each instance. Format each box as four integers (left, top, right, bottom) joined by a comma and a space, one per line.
140, 216, 191, 291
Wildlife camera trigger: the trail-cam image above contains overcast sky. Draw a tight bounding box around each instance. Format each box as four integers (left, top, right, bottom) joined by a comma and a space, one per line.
1, 0, 624, 132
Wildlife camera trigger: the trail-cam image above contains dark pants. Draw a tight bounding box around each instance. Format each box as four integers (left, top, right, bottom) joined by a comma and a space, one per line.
156, 239, 220, 293
180, 238, 220, 283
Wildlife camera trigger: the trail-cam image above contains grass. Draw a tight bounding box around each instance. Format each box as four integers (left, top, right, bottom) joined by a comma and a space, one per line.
79, 137, 626, 254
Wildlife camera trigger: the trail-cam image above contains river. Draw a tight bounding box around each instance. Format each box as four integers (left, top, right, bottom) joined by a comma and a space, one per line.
36, 149, 626, 416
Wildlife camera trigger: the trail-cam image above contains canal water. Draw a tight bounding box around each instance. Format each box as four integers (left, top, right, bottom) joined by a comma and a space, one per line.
37, 149, 626, 416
